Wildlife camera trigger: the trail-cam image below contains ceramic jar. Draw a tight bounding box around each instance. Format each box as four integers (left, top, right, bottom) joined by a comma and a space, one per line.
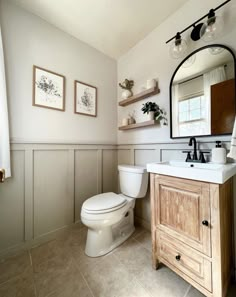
121, 89, 132, 99
146, 79, 156, 89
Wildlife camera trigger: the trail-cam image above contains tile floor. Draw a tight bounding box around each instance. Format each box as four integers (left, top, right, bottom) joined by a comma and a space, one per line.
0, 224, 235, 297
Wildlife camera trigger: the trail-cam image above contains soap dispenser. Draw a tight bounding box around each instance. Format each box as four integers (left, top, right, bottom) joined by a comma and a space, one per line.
212, 141, 226, 164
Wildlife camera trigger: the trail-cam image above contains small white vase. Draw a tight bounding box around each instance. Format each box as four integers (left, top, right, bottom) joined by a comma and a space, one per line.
147, 111, 155, 121
121, 89, 132, 99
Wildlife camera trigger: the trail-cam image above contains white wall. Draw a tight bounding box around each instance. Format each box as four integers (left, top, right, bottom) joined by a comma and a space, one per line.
0, 0, 117, 144
117, 0, 236, 145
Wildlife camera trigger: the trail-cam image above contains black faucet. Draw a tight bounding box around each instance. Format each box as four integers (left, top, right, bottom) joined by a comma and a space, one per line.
183, 137, 210, 163
188, 137, 198, 161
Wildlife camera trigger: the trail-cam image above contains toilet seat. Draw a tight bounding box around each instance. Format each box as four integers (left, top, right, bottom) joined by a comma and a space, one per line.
82, 192, 127, 214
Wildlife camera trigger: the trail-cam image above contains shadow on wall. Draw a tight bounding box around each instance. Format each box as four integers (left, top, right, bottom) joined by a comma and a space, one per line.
134, 189, 151, 231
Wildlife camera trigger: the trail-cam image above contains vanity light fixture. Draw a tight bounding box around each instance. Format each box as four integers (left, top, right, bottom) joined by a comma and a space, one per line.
169, 32, 187, 59
166, 0, 231, 58
200, 9, 224, 42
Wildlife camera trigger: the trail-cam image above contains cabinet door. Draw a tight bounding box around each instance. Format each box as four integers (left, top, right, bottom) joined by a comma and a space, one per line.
155, 175, 211, 256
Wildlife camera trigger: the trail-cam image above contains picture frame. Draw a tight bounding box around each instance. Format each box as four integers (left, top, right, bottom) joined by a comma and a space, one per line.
74, 80, 97, 117
33, 65, 65, 111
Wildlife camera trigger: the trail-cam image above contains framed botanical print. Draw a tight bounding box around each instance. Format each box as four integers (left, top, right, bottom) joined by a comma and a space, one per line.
74, 80, 97, 117
33, 65, 65, 111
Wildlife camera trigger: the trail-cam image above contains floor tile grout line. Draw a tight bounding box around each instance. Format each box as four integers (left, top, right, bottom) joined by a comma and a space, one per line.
28, 249, 39, 297
0, 250, 33, 288
183, 284, 192, 297
80, 270, 96, 297
132, 236, 152, 253
112, 247, 155, 297
131, 229, 146, 239
0, 275, 18, 287
70, 243, 100, 297
28, 249, 33, 266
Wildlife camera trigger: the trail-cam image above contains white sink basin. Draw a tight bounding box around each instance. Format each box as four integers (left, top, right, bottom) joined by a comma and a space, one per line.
147, 160, 236, 184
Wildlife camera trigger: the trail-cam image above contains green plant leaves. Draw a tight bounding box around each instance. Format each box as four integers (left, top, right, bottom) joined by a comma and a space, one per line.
141, 101, 168, 125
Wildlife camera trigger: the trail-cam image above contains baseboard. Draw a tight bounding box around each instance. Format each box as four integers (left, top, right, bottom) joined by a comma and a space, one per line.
134, 215, 151, 231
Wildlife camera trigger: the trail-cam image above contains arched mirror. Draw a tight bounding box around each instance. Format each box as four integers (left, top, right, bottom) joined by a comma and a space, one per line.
170, 45, 236, 138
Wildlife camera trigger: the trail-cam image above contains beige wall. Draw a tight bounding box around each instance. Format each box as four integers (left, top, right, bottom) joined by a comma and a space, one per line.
0, 0, 117, 144
0, 143, 117, 259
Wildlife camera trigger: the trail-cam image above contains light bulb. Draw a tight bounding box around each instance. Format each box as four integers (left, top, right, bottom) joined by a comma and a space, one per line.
169, 33, 187, 59
200, 9, 224, 42
182, 54, 196, 68
208, 47, 225, 55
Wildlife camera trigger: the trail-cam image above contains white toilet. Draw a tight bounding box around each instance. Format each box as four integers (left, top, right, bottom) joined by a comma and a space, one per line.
81, 165, 148, 257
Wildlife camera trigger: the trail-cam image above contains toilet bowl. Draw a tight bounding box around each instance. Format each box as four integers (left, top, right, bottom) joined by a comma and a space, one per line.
81, 165, 148, 257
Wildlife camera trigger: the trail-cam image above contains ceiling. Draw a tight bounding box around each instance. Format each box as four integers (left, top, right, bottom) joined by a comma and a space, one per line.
11, 0, 189, 59
174, 47, 234, 82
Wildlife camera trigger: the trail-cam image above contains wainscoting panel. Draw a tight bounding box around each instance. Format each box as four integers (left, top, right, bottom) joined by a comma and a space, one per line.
102, 150, 118, 193
134, 149, 159, 166
33, 150, 72, 239
161, 149, 186, 162
74, 149, 99, 222
117, 149, 132, 165
0, 151, 25, 251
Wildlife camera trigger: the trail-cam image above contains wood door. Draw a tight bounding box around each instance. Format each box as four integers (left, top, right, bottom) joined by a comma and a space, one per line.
155, 175, 211, 256
211, 78, 235, 135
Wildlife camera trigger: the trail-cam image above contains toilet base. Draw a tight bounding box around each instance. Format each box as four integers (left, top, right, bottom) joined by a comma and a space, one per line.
85, 210, 135, 257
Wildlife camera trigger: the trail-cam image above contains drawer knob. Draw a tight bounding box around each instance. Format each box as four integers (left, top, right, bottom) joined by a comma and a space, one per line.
202, 220, 209, 226
175, 255, 181, 261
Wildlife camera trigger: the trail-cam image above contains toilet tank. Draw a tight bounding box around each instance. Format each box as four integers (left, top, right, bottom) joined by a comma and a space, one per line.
118, 165, 148, 198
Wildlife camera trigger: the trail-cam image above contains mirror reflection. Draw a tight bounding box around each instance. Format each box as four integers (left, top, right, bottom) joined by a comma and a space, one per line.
171, 45, 235, 138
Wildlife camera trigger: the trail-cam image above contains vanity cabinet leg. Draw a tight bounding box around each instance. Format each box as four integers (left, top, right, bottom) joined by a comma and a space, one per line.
152, 255, 159, 270
151, 232, 159, 270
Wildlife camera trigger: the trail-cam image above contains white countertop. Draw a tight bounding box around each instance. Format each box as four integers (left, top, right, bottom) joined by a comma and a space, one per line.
147, 161, 236, 184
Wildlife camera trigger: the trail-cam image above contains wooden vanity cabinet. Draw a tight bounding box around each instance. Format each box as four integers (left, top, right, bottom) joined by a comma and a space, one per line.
150, 174, 234, 297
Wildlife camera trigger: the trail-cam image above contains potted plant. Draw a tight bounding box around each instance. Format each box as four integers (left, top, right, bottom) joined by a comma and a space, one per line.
141, 101, 167, 125
119, 79, 134, 99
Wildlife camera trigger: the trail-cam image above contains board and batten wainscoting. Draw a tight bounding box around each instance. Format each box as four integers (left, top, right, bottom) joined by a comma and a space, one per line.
1, 139, 236, 267
0, 141, 118, 260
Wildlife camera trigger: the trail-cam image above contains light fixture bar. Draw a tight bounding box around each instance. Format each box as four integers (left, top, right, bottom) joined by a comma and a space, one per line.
166, 0, 231, 44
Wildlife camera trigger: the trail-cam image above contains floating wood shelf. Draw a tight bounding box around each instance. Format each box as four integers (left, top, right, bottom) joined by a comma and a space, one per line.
119, 86, 160, 107
118, 120, 158, 131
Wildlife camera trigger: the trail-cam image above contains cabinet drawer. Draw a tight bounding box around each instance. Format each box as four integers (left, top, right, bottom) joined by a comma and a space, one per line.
158, 232, 212, 292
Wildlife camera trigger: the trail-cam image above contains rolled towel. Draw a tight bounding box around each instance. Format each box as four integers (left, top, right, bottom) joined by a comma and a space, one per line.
227, 116, 236, 159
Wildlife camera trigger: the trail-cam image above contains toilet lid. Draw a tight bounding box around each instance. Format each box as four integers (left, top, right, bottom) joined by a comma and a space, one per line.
83, 192, 127, 214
